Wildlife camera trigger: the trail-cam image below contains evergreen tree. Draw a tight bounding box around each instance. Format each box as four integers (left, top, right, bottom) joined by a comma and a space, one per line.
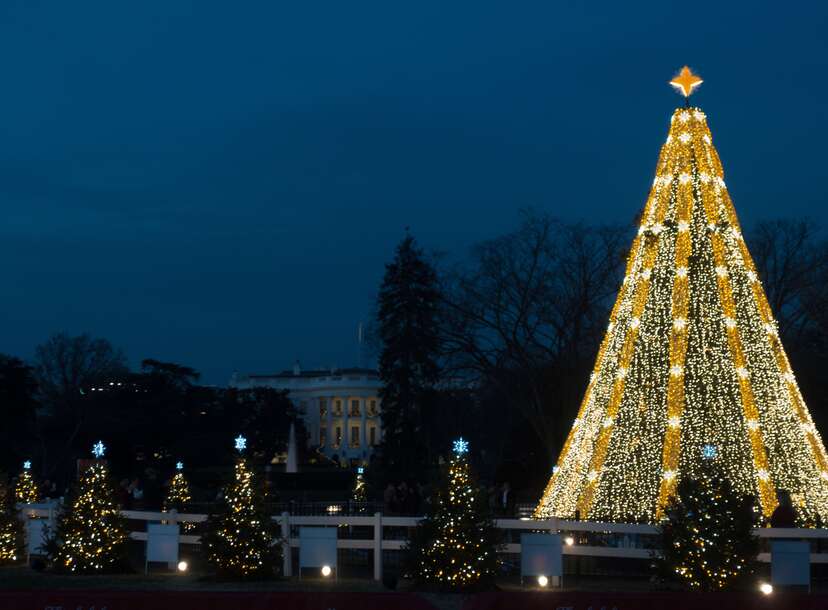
657, 459, 759, 591
0, 481, 24, 565
15, 462, 39, 504
202, 441, 279, 579
51, 444, 129, 573
375, 233, 441, 482
164, 463, 193, 532
0, 355, 39, 474
407, 439, 500, 591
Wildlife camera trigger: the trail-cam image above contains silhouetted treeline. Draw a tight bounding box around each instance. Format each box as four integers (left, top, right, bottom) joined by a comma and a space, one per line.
0, 340, 307, 493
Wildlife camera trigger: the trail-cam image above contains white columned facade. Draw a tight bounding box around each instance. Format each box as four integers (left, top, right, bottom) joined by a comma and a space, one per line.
325, 396, 333, 450
342, 395, 349, 456
359, 397, 367, 450
229, 366, 382, 464
330, 394, 337, 449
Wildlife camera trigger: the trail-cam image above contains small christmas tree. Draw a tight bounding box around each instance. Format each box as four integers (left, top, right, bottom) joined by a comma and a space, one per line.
15, 461, 39, 504
164, 462, 193, 532
51, 441, 129, 573
202, 435, 279, 579
657, 457, 759, 591
406, 438, 500, 590
0, 482, 24, 565
352, 466, 367, 510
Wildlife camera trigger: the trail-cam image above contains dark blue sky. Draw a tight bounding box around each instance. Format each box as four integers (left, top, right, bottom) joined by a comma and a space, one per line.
2, 1, 827, 383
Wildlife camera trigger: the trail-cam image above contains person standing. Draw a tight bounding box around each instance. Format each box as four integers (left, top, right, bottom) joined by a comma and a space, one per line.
770, 490, 796, 528
383, 483, 397, 514
500, 482, 511, 516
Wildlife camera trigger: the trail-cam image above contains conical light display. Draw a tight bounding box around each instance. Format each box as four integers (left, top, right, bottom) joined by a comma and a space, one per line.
536, 82, 828, 522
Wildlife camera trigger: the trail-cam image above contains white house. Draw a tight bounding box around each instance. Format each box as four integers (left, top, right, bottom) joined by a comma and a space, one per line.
229, 363, 382, 465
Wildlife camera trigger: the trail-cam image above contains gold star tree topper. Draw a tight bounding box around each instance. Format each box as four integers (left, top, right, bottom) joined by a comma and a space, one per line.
670, 66, 703, 97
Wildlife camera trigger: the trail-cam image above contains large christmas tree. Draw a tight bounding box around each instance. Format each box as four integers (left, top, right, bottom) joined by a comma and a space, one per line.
407, 438, 500, 590
202, 436, 279, 578
51, 442, 129, 573
536, 67, 828, 523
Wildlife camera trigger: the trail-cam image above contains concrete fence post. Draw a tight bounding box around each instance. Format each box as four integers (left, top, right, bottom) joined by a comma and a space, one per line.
281, 511, 292, 577
373, 512, 383, 581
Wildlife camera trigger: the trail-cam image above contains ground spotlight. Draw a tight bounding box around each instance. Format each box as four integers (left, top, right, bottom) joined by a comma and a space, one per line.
321, 565, 332, 577
759, 582, 773, 595
177, 560, 188, 572
564, 536, 575, 546
537, 574, 548, 587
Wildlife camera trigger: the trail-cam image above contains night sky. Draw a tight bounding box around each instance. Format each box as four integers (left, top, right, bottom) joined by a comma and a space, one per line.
2, 2, 827, 383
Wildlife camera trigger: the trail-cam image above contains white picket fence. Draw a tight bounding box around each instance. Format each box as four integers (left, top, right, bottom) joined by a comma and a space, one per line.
19, 503, 828, 581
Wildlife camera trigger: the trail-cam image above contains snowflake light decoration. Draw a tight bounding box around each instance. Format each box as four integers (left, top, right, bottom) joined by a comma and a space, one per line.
176, 461, 184, 471
702, 444, 718, 459
453, 437, 469, 455
92, 440, 106, 458
234, 435, 247, 452
23, 460, 31, 470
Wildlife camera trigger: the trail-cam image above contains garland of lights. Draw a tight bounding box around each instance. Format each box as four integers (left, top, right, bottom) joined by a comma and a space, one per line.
535, 71, 828, 523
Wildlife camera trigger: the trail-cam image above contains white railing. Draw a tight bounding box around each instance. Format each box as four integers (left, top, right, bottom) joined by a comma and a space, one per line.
19, 504, 828, 581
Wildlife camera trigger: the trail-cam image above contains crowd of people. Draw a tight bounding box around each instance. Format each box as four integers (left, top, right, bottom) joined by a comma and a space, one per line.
116, 470, 164, 511
488, 482, 513, 516
383, 481, 425, 515
12, 464, 519, 519
7, 467, 173, 511
381, 480, 515, 516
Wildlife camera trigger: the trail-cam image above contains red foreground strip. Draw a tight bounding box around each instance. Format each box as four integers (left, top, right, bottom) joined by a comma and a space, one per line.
0, 590, 438, 610
7, 590, 826, 610
463, 591, 828, 610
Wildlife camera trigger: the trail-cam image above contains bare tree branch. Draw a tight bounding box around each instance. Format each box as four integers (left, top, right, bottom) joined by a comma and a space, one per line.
748, 219, 828, 344
438, 211, 627, 452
